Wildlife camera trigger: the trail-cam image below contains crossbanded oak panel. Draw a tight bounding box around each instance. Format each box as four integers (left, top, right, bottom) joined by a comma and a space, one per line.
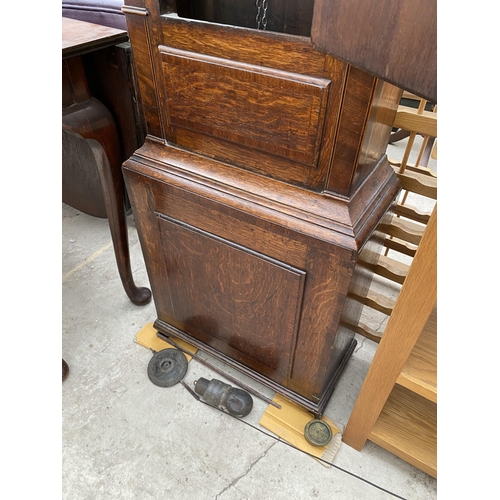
156, 213, 306, 382
160, 47, 330, 167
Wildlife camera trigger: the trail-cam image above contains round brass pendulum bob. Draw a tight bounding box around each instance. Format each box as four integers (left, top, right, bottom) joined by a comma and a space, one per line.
304, 419, 333, 447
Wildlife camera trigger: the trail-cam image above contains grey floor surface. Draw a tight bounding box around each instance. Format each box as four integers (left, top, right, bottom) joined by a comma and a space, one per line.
62, 138, 438, 499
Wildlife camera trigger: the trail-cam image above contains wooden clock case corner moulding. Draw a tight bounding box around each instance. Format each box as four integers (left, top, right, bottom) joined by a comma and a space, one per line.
121, 0, 402, 417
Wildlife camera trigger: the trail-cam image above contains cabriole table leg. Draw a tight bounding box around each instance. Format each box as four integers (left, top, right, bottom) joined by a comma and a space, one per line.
63, 98, 151, 305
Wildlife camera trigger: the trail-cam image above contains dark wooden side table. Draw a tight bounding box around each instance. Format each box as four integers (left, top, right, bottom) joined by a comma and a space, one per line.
62, 16, 151, 305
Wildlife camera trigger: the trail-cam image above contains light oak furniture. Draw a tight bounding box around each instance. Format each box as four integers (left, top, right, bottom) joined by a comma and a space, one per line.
62, 16, 151, 305
343, 205, 437, 478
346, 95, 437, 343
120, 0, 403, 416
342, 96, 437, 477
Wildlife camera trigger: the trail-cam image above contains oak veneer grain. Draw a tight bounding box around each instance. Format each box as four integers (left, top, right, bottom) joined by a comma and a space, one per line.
397, 304, 437, 402
370, 385, 437, 478
342, 206, 437, 472
121, 0, 402, 414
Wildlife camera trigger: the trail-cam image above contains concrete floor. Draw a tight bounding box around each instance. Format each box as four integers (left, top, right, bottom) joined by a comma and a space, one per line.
62, 139, 438, 499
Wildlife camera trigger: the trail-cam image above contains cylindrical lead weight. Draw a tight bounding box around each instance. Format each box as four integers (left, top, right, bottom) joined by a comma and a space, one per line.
194, 377, 253, 418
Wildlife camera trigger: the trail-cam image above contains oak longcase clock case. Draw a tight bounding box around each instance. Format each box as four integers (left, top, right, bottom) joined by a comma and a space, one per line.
121, 0, 402, 416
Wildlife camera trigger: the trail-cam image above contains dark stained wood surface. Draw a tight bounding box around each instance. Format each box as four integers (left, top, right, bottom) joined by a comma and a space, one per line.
157, 213, 307, 381
311, 0, 437, 102
122, 9, 164, 138
62, 17, 128, 59
175, 0, 314, 36
161, 47, 330, 166
83, 43, 147, 162
122, 136, 400, 413
62, 95, 151, 306
62, 15, 151, 305
120, 0, 403, 415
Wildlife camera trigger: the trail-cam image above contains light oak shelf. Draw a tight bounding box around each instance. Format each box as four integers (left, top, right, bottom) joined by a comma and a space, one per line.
343, 203, 437, 478
370, 385, 437, 478
396, 305, 437, 403
343, 98, 437, 478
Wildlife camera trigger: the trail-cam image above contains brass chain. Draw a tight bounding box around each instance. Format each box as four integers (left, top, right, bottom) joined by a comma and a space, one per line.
255, 0, 268, 30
